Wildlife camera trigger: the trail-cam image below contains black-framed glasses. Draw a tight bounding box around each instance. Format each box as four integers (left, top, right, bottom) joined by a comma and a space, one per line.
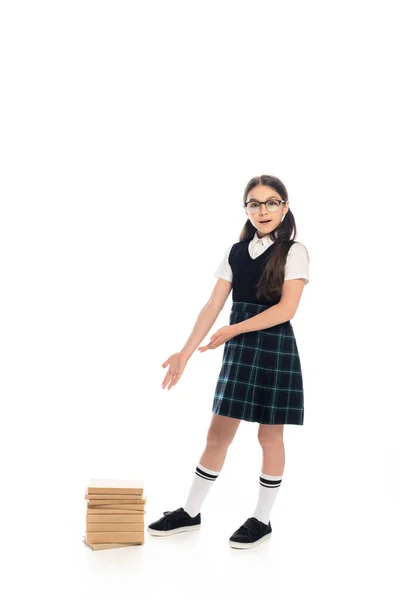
244, 199, 286, 214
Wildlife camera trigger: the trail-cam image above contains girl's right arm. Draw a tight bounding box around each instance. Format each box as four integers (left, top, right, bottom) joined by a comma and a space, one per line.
161, 278, 232, 390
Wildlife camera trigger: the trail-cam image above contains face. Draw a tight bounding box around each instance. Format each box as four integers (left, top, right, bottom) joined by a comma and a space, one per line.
244, 185, 289, 237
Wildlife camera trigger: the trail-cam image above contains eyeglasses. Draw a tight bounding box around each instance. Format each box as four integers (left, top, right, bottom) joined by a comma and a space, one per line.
244, 199, 286, 214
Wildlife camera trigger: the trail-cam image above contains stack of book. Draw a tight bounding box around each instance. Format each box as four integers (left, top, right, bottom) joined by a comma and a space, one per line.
83, 478, 146, 550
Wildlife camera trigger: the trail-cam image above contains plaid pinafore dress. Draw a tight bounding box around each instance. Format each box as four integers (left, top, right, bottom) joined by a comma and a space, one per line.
212, 240, 304, 425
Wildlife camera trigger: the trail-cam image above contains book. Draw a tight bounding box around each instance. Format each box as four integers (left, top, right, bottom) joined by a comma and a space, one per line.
86, 507, 146, 515
87, 496, 147, 505
86, 531, 145, 544
86, 502, 145, 507
87, 479, 144, 495
85, 493, 143, 500
86, 505, 143, 514
86, 513, 144, 523
87, 500, 146, 508
86, 522, 144, 532
82, 536, 141, 551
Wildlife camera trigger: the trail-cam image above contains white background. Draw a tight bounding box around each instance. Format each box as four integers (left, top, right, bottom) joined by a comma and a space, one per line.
1, 1, 399, 598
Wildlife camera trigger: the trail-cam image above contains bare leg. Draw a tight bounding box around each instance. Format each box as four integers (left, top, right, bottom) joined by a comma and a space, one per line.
198, 413, 242, 471
182, 413, 242, 517
249, 424, 285, 525
257, 424, 285, 474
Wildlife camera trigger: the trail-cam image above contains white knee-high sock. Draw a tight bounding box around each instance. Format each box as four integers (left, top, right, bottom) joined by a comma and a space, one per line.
251, 472, 283, 525
183, 463, 220, 518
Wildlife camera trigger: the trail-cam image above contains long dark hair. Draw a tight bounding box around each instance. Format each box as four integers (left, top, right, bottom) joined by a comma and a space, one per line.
239, 174, 297, 304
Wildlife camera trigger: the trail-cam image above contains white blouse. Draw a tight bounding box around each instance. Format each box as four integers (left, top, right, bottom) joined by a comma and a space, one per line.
214, 232, 310, 284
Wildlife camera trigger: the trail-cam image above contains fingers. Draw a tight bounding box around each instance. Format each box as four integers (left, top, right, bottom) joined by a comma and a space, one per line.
199, 337, 222, 351
166, 373, 181, 390
198, 337, 216, 352
167, 374, 178, 390
162, 369, 182, 390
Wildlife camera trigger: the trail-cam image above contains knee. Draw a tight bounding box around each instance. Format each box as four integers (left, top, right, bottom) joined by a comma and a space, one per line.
206, 430, 235, 450
257, 429, 284, 449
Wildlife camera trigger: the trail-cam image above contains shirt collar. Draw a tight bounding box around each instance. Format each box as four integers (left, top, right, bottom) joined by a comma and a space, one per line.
251, 231, 274, 248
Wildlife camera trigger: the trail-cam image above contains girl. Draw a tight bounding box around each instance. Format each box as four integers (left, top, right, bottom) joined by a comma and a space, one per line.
147, 174, 310, 549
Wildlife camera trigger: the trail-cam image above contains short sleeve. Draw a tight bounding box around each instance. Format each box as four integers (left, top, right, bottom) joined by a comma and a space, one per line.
284, 242, 310, 285
214, 244, 234, 282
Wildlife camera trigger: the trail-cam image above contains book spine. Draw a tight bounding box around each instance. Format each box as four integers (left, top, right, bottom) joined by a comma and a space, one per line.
86, 531, 145, 544
86, 522, 144, 532
86, 514, 144, 523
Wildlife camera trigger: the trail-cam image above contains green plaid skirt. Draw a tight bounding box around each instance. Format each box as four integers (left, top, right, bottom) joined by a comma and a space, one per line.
212, 301, 304, 425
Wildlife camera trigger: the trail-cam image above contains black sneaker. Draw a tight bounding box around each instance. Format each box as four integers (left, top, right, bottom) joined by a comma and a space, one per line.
147, 507, 201, 536
229, 517, 272, 549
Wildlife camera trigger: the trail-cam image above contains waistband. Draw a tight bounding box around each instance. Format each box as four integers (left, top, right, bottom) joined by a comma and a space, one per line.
230, 301, 274, 314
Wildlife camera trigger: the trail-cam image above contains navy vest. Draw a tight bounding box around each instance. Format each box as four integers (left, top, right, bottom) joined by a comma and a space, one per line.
228, 240, 278, 307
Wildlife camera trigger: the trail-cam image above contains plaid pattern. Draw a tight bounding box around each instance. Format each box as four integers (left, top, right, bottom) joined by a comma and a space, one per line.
212, 302, 304, 425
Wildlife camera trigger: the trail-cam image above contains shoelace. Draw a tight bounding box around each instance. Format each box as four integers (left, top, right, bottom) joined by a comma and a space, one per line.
163, 509, 183, 525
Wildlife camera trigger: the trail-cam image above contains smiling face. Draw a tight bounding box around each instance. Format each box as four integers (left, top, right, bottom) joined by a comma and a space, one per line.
244, 185, 289, 238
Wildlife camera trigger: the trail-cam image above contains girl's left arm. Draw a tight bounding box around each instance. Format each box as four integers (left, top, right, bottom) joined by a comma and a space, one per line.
198, 279, 306, 352
233, 278, 306, 335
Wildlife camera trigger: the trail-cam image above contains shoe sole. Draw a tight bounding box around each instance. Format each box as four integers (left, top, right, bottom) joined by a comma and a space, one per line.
229, 531, 272, 549
147, 524, 201, 536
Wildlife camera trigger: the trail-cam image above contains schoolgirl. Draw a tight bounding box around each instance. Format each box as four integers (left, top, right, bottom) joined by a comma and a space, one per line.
148, 174, 310, 549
